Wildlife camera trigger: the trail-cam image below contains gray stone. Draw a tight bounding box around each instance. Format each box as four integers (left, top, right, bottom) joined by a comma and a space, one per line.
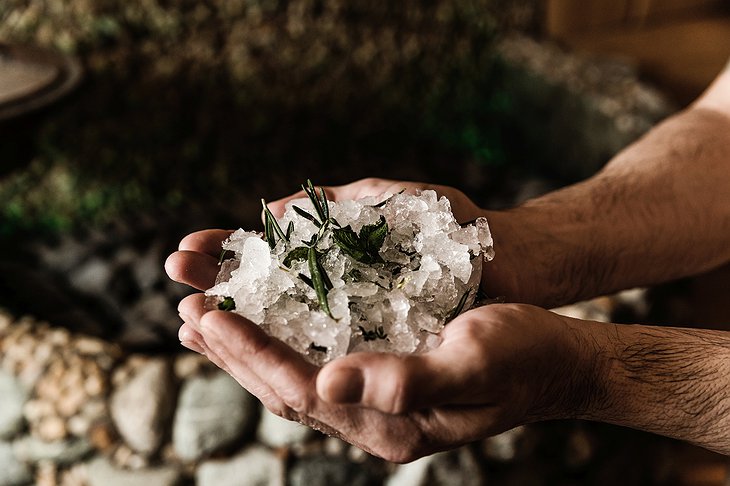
424, 447, 485, 486
172, 370, 257, 461
68, 257, 112, 294
12, 436, 92, 465
0, 371, 27, 439
110, 359, 175, 455
483, 426, 531, 463
385, 455, 433, 486
256, 408, 312, 448
288, 456, 379, 486
197, 445, 284, 486
0, 441, 31, 486
132, 242, 164, 291
86, 456, 182, 486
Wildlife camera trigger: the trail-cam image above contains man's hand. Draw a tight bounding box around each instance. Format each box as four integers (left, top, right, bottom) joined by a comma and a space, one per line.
164, 223, 594, 462
165, 171, 730, 459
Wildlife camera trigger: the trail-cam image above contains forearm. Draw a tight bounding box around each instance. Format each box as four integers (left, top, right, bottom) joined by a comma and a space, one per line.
560, 319, 730, 455
483, 93, 730, 307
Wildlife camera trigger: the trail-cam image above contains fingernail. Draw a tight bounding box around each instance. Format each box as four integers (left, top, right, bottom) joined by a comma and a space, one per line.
179, 327, 194, 341
181, 340, 206, 355
324, 367, 363, 404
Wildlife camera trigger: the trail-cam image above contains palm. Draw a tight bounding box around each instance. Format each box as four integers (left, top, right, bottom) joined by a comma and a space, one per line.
165, 178, 564, 461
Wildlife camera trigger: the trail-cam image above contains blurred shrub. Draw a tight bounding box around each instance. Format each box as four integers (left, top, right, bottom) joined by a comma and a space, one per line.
0, 0, 509, 236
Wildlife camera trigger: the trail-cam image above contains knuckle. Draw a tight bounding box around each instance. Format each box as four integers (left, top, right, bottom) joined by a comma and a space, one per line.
386, 359, 416, 414
266, 403, 295, 420
458, 316, 487, 340
281, 389, 314, 415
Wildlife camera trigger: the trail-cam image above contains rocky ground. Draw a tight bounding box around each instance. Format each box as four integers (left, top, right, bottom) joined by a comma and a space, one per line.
1, 291, 727, 486
2, 1, 725, 484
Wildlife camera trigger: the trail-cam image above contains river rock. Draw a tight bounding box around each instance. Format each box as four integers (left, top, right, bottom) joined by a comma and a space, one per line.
13, 436, 92, 465
172, 370, 257, 461
256, 408, 312, 448
0, 441, 31, 486
196, 445, 284, 486
425, 447, 485, 486
288, 456, 379, 486
86, 456, 181, 486
0, 371, 27, 439
385, 455, 433, 486
109, 358, 175, 455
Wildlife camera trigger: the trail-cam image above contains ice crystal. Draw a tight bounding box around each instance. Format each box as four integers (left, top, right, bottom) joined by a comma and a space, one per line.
206, 189, 494, 365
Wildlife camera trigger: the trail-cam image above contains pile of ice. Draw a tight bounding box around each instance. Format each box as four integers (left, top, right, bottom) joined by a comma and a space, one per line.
206, 189, 494, 365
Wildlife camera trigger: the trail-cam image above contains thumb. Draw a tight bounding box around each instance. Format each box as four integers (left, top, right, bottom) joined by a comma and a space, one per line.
315, 342, 488, 414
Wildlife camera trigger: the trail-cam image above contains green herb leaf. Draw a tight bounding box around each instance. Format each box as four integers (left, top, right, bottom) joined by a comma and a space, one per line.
332, 225, 368, 262
218, 296, 236, 311
292, 205, 321, 227
319, 186, 329, 220
261, 199, 288, 247
360, 215, 388, 259
283, 247, 309, 268
308, 246, 333, 317
309, 343, 328, 353
302, 233, 318, 247
298, 273, 314, 289
332, 216, 388, 264
303, 180, 327, 223
286, 221, 294, 240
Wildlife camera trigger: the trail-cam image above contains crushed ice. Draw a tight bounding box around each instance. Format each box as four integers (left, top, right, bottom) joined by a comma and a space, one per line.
206, 189, 494, 365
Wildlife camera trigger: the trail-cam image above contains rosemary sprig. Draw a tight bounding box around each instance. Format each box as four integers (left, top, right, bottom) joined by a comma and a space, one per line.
261, 199, 288, 248
302, 179, 328, 223
292, 205, 321, 227
308, 245, 333, 317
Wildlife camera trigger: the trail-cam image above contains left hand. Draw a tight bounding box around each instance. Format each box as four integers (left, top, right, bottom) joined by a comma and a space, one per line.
166, 230, 595, 462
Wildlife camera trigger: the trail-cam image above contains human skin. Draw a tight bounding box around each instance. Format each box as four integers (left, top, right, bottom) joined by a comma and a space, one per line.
165, 67, 730, 460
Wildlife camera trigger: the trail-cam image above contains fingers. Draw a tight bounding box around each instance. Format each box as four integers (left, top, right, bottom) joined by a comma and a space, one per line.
165, 251, 219, 290
178, 323, 206, 355
177, 307, 290, 415
267, 189, 307, 218
316, 336, 487, 414
179, 229, 234, 257
177, 293, 209, 331
199, 310, 320, 416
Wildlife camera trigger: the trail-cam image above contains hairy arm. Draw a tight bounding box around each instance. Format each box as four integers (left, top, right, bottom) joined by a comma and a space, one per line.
485, 67, 730, 307
561, 318, 730, 455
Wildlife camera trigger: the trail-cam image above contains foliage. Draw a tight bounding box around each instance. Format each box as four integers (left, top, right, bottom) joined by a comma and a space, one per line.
0, 0, 510, 237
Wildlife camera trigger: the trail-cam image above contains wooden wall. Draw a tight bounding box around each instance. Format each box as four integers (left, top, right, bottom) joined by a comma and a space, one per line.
544, 0, 730, 104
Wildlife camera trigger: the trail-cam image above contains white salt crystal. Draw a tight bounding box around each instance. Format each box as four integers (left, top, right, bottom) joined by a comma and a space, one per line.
206, 189, 494, 364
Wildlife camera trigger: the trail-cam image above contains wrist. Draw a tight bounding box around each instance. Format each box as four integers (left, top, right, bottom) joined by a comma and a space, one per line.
528, 311, 614, 421
481, 208, 566, 307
